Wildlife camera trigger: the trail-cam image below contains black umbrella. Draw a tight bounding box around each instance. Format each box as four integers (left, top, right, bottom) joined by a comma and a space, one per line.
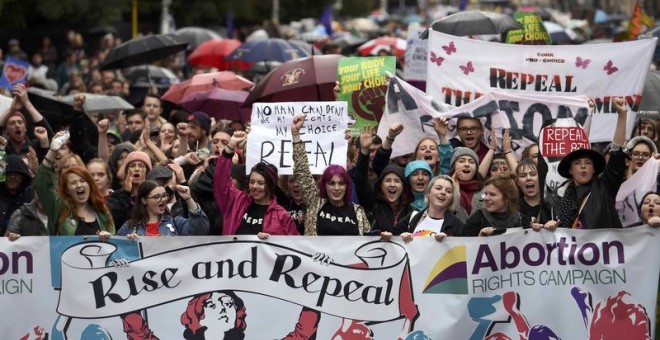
27, 88, 71, 113
99, 34, 188, 70
225, 38, 311, 63
26, 88, 79, 132
62, 94, 135, 114
421, 11, 523, 39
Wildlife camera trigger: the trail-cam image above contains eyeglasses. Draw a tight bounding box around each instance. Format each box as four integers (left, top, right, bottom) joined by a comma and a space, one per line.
631, 151, 652, 159
458, 127, 481, 134
147, 193, 169, 201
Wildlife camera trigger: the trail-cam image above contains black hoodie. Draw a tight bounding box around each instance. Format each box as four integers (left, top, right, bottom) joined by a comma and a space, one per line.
352, 152, 413, 233
0, 154, 33, 234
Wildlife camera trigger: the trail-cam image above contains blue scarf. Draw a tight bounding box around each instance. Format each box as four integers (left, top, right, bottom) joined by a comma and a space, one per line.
410, 191, 427, 211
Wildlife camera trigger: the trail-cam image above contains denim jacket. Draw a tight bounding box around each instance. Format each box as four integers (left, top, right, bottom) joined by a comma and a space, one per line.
116, 206, 209, 236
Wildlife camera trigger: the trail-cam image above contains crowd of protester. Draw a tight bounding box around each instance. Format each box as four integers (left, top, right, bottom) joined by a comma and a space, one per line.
0, 11, 657, 340
1, 81, 658, 242
0, 22, 656, 243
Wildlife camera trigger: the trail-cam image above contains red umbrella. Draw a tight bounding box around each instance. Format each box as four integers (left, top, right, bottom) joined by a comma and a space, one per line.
242, 54, 343, 108
187, 39, 250, 70
179, 88, 249, 121
162, 71, 254, 104
357, 37, 407, 56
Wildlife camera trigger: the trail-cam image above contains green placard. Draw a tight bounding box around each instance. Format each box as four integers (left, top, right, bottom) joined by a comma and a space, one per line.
337, 56, 396, 133
506, 12, 551, 45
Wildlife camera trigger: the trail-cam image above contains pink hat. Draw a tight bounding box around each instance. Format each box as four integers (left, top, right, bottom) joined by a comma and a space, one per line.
124, 151, 152, 173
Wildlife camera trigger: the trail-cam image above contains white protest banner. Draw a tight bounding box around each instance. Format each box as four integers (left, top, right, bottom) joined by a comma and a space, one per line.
403, 25, 428, 81
436, 91, 590, 157
538, 118, 591, 192
616, 158, 660, 227
427, 30, 656, 142
379, 74, 454, 158
2, 229, 658, 339
248, 101, 348, 175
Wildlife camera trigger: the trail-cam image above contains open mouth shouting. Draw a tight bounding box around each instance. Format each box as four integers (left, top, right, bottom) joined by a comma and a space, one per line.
413, 178, 426, 191
75, 187, 88, 203
457, 167, 473, 181
384, 186, 400, 202
524, 181, 537, 196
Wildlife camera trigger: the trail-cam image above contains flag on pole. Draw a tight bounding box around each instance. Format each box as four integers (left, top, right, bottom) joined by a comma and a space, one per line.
227, 10, 234, 39
627, 1, 655, 40
320, 4, 334, 36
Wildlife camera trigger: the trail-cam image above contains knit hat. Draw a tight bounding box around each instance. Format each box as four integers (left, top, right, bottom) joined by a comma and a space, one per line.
124, 151, 152, 173
450, 147, 479, 169
188, 111, 211, 132
6, 111, 26, 125
404, 160, 433, 179
626, 136, 658, 155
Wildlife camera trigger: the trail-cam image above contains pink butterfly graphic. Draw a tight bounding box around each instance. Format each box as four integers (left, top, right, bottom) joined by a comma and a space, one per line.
442, 41, 457, 55
603, 60, 619, 75
430, 52, 444, 66
459, 61, 474, 75
575, 56, 591, 69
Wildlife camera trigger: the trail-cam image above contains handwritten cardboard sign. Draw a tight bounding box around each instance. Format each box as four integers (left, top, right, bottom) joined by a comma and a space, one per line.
247, 101, 348, 175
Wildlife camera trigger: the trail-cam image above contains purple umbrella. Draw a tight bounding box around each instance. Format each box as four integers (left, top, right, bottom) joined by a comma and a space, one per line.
179, 88, 249, 121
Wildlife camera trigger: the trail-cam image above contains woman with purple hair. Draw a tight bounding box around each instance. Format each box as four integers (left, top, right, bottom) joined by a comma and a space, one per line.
291, 114, 370, 235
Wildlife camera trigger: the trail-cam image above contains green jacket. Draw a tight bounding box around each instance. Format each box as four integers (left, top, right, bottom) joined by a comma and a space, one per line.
34, 164, 114, 235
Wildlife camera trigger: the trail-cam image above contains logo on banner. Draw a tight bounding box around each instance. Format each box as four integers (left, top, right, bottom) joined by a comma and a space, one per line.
0, 249, 34, 295
423, 245, 468, 294
468, 288, 653, 339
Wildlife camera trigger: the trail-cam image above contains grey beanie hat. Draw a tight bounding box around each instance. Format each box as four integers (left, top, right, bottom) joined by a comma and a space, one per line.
626, 136, 658, 155
451, 147, 479, 169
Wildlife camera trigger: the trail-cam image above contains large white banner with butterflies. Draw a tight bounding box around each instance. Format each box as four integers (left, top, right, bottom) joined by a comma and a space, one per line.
427, 30, 656, 142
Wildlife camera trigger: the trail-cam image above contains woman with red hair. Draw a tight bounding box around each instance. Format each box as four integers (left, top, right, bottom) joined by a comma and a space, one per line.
180, 291, 247, 340
120, 290, 247, 340
34, 132, 113, 237
291, 114, 370, 236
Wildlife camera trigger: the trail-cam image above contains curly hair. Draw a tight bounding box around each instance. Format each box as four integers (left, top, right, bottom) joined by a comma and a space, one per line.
180, 291, 247, 340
